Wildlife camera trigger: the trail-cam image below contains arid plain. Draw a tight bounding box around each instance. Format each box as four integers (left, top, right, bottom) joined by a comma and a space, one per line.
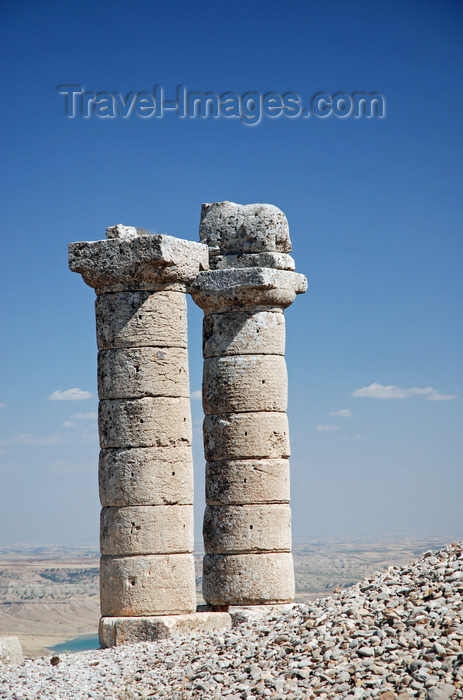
0, 536, 455, 657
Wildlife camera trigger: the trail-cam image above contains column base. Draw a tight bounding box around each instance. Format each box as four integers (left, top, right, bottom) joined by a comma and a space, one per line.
99, 610, 232, 648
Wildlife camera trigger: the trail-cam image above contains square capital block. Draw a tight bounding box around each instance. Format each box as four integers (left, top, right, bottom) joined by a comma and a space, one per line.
69, 232, 208, 292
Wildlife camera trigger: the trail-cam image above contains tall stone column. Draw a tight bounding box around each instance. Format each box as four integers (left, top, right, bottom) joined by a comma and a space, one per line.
69, 225, 209, 643
191, 202, 307, 606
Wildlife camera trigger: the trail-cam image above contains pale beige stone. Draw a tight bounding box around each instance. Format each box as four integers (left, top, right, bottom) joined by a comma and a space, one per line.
203, 311, 285, 358
199, 201, 292, 254
99, 397, 192, 449
0, 637, 23, 665
203, 504, 291, 553
202, 552, 295, 605
210, 252, 295, 271
99, 611, 232, 647
99, 446, 193, 507
203, 355, 287, 414
190, 268, 307, 313
98, 346, 189, 400
106, 224, 140, 240
204, 412, 289, 461
206, 459, 289, 504
69, 233, 209, 291
96, 290, 188, 351
100, 554, 196, 616
101, 505, 193, 556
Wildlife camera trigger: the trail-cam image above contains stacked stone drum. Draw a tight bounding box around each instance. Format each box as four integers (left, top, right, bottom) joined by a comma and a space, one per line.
191, 202, 307, 606
69, 225, 208, 638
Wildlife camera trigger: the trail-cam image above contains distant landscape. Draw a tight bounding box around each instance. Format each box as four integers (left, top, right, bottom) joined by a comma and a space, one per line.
0, 536, 457, 657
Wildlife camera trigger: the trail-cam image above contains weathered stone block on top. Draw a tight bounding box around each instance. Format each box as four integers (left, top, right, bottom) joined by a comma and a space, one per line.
204, 412, 290, 461
106, 224, 148, 240
99, 611, 232, 648
99, 445, 193, 507
203, 355, 288, 414
96, 290, 188, 351
199, 201, 292, 255
100, 554, 196, 616
203, 504, 292, 553
203, 311, 286, 358
190, 268, 307, 313
98, 346, 189, 400
69, 231, 208, 292
101, 505, 193, 556
206, 458, 290, 505
203, 552, 295, 605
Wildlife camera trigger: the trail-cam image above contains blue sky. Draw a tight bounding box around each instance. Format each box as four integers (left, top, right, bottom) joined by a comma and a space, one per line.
0, 0, 462, 545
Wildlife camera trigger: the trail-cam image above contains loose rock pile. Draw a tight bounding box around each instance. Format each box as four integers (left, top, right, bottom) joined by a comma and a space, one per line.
2, 542, 462, 699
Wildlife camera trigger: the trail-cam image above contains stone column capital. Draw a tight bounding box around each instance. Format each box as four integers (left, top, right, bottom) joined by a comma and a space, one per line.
190, 267, 307, 313
69, 229, 209, 294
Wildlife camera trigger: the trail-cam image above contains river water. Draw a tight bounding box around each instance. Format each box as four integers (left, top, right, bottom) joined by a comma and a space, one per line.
49, 634, 100, 654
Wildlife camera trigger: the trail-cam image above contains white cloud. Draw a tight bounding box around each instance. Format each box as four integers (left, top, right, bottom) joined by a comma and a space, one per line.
315, 424, 341, 432
190, 390, 202, 400
48, 388, 93, 401
71, 412, 98, 420
352, 383, 410, 399
426, 392, 458, 401
0, 403, 5, 408
62, 421, 76, 428
352, 383, 457, 401
329, 409, 352, 417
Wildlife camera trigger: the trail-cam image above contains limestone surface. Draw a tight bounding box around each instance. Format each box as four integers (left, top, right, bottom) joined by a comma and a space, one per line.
71, 227, 199, 629
0, 637, 22, 665
99, 612, 232, 648
69, 233, 208, 292
100, 554, 196, 617
96, 290, 188, 351
99, 446, 193, 507
98, 397, 192, 449
202, 552, 295, 605
100, 505, 194, 556
203, 310, 286, 358
190, 267, 307, 313
203, 504, 292, 553
203, 355, 287, 414
205, 458, 290, 504
98, 346, 189, 400
210, 252, 295, 270
199, 201, 292, 255
106, 224, 141, 240
203, 412, 290, 461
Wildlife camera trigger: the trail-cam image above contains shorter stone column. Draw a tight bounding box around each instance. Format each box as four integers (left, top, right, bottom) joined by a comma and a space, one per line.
69, 225, 212, 644
191, 202, 307, 606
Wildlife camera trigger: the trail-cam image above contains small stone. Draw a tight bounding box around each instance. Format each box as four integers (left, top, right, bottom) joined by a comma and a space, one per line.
377, 691, 395, 700
426, 688, 453, 700
50, 656, 60, 666
358, 647, 375, 657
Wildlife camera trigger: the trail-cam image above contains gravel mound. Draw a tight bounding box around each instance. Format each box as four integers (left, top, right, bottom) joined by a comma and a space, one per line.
2, 542, 462, 700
